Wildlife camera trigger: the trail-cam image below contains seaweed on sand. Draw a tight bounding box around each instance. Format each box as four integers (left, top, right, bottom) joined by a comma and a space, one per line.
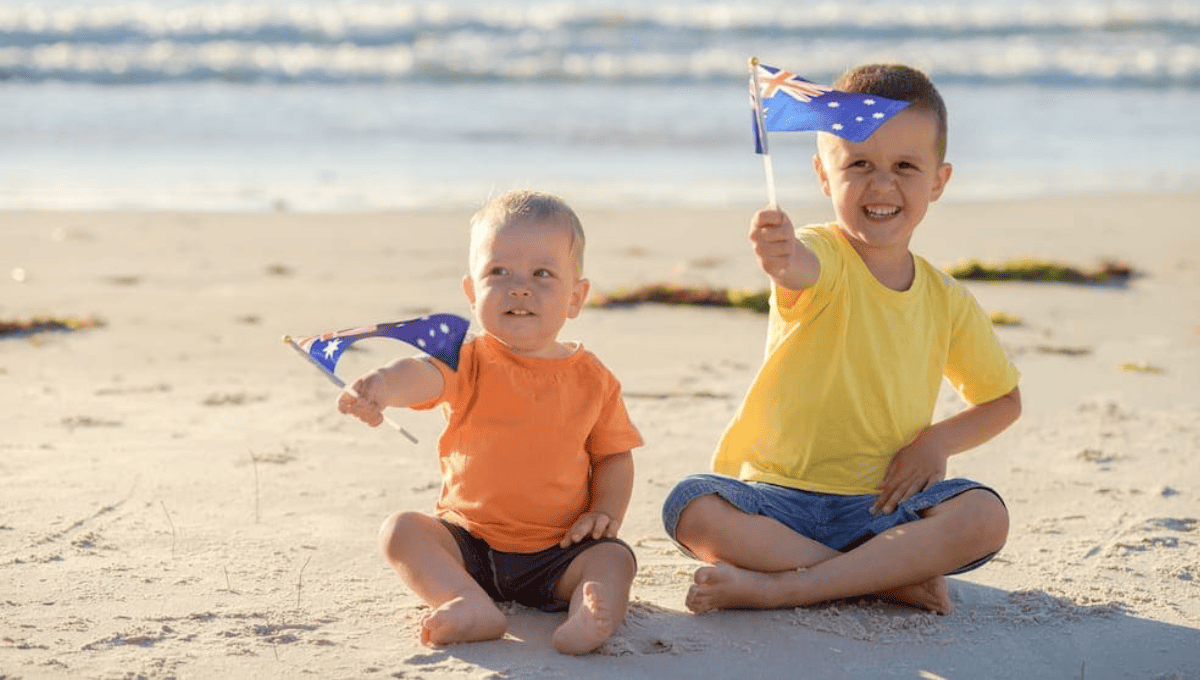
0, 315, 105, 337
946, 259, 1135, 284
590, 284, 770, 313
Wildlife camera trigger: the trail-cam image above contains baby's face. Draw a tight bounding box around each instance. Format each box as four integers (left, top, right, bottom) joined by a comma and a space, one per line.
464, 216, 588, 357
814, 107, 952, 255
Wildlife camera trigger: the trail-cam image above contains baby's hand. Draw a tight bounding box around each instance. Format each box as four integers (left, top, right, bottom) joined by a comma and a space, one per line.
336, 369, 390, 427
559, 512, 621, 548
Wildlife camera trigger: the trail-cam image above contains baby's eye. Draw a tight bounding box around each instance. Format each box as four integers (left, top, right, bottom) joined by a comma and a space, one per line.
488, 266, 509, 276
533, 268, 553, 278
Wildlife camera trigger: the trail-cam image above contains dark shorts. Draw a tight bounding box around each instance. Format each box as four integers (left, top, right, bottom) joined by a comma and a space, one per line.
439, 520, 636, 613
661, 474, 1005, 575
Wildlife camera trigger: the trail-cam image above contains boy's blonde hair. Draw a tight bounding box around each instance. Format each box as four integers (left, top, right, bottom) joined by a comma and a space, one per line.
469, 190, 586, 278
833, 63, 949, 161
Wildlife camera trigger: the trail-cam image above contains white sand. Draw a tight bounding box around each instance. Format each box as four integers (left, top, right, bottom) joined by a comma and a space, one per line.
2, 195, 1198, 679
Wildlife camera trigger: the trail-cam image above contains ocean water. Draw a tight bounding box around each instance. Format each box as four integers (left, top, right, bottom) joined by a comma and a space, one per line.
1, 0, 1198, 211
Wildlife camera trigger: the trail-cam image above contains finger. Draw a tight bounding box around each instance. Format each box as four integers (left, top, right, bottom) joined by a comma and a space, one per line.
591, 517, 611, 539
872, 476, 900, 513
752, 209, 782, 229
565, 521, 592, 546
337, 390, 362, 413
886, 478, 925, 514
758, 224, 791, 246
874, 480, 907, 515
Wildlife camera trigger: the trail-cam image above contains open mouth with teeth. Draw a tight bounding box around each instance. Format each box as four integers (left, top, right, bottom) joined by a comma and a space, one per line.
506, 309, 535, 316
864, 205, 901, 219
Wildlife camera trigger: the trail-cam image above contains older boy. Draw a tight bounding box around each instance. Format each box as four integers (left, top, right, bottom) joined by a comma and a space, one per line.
339, 190, 642, 654
662, 64, 1021, 615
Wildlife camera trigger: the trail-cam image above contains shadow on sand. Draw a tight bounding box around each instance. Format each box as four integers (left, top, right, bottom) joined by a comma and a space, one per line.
401, 580, 1197, 679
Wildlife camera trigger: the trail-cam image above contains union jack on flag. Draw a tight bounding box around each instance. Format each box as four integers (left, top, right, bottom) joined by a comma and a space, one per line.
290, 313, 469, 376
751, 62, 910, 152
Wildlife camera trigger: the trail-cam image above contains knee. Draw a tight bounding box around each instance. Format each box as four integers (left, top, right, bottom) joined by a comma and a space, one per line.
378, 510, 431, 562
962, 490, 1009, 552
673, 494, 729, 550
591, 541, 637, 578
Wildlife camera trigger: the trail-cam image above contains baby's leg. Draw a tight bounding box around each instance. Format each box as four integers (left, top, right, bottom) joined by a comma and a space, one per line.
378, 511, 506, 645
550, 541, 636, 655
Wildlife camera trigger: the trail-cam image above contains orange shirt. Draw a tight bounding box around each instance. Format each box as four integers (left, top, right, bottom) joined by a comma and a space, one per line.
413, 333, 643, 553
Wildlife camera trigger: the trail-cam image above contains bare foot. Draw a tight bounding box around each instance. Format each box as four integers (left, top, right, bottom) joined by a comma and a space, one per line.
686, 562, 788, 613
878, 576, 953, 615
553, 581, 617, 655
419, 596, 507, 646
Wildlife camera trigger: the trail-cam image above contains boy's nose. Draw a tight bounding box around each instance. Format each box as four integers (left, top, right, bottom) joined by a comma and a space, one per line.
868, 168, 898, 187
508, 282, 532, 297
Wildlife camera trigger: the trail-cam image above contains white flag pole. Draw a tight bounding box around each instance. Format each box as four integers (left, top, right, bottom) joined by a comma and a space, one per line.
283, 335, 419, 444
749, 57, 779, 210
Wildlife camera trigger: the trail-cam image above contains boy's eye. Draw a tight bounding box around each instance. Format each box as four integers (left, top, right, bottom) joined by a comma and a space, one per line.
488, 266, 508, 276
533, 268, 553, 278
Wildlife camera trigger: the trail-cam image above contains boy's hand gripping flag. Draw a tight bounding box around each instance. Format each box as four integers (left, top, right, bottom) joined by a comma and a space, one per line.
750, 60, 911, 153
283, 313, 470, 443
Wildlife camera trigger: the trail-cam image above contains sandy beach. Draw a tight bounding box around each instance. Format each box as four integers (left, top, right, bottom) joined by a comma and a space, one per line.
3, 194, 1198, 679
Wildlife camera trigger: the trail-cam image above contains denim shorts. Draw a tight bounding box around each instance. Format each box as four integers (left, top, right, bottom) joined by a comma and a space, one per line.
440, 520, 636, 613
661, 474, 1004, 575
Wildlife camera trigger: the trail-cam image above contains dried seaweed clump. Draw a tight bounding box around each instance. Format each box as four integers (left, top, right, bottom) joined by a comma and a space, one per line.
988, 311, 1022, 327
948, 259, 1134, 284
591, 284, 770, 313
0, 315, 106, 337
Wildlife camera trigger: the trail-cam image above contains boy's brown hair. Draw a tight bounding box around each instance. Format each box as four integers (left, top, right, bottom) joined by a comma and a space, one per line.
834, 64, 948, 161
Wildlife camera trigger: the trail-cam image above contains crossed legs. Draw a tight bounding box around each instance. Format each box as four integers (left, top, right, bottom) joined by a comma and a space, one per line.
673, 489, 1008, 614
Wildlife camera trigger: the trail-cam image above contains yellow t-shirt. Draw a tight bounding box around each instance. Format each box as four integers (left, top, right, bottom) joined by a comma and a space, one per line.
712, 224, 1020, 495
414, 333, 643, 553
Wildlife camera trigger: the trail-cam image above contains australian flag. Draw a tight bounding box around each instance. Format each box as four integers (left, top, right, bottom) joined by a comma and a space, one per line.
291, 313, 469, 375
751, 62, 911, 153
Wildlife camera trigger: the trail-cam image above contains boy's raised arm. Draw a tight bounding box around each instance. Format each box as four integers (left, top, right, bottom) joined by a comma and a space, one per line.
337, 357, 445, 428
749, 208, 821, 292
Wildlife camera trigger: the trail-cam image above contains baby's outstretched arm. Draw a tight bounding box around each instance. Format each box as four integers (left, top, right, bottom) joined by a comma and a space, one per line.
337, 357, 444, 427
560, 451, 634, 548
873, 386, 1021, 514
749, 207, 820, 291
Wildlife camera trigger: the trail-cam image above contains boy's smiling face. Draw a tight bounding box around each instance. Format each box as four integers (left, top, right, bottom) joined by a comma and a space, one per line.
814, 107, 952, 257
463, 215, 589, 358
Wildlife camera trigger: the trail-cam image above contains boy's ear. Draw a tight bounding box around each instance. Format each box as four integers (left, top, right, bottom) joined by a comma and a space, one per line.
461, 275, 476, 305
567, 278, 590, 319
812, 153, 833, 197
930, 162, 953, 202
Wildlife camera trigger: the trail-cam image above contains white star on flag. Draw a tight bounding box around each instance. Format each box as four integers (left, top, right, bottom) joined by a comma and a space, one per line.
321, 338, 341, 359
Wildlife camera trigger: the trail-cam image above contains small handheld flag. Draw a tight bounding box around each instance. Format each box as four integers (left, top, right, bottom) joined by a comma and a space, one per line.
750, 60, 910, 151
288, 313, 469, 374
283, 313, 470, 443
